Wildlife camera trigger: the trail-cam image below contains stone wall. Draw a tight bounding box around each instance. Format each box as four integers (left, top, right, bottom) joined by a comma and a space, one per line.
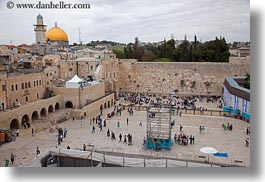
229, 56, 250, 64
118, 61, 250, 96
71, 93, 115, 119
53, 82, 105, 109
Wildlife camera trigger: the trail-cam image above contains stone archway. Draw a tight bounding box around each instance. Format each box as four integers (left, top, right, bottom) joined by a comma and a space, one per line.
32, 111, 39, 121
55, 102, 60, 110
104, 102, 107, 109
22, 114, 30, 126
111, 99, 114, 106
10, 119, 19, 130
108, 101, 110, 108
48, 105, 54, 113
65, 101, 73, 108
100, 104, 103, 111
40, 107, 47, 118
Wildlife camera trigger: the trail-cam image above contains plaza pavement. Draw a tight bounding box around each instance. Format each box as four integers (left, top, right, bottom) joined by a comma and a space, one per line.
0, 101, 250, 167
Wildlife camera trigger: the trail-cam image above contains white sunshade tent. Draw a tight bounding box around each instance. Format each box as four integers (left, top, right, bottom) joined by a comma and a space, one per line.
200, 147, 218, 163
65, 75, 84, 88
200, 147, 218, 154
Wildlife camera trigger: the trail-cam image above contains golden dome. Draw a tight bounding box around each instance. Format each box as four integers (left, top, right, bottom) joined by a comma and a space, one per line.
45, 23, 68, 42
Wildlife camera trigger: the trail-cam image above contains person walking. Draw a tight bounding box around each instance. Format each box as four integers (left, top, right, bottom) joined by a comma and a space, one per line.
63, 128, 67, 138
83, 144, 86, 151
127, 118, 129, 125
58, 136, 61, 145
92, 125, 95, 133
99, 124, 103, 132
139, 121, 142, 127
189, 135, 192, 145
107, 128, 110, 137
36, 146, 40, 155
10, 153, 15, 165
60, 134, 63, 143
67, 145, 70, 149
130, 135, 133, 146
119, 133, 122, 142
174, 134, 177, 144
123, 135, 127, 144
179, 125, 183, 132
32, 128, 34, 136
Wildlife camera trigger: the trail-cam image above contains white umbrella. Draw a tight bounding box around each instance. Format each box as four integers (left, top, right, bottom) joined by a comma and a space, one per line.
200, 147, 218, 154
200, 147, 218, 163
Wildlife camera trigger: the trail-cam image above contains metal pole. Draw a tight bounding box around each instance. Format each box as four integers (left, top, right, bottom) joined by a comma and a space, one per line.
58, 147, 60, 167
123, 156, 125, 167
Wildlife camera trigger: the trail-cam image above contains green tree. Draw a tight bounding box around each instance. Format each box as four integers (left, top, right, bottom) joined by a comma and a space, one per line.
112, 49, 125, 59
132, 37, 145, 61
143, 50, 156, 62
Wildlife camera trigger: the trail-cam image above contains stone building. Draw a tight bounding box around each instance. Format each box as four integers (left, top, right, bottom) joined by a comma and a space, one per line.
34, 14, 47, 44
32, 14, 69, 55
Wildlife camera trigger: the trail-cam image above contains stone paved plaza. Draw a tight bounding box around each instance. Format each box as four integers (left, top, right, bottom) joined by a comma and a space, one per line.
0, 100, 250, 167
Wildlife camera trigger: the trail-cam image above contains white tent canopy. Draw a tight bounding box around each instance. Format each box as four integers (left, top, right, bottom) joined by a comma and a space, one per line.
200, 147, 218, 154
65, 75, 84, 88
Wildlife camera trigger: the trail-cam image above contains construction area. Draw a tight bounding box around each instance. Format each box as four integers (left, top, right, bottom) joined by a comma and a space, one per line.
146, 105, 173, 150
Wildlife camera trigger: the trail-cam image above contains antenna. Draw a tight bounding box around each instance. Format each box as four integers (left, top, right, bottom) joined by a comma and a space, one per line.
79, 28, 82, 45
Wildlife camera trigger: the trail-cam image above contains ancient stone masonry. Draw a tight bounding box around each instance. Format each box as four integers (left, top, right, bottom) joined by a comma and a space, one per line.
118, 60, 250, 96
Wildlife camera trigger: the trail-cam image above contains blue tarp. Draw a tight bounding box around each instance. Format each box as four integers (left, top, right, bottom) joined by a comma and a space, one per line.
223, 106, 240, 115
242, 112, 251, 120
214, 152, 228, 158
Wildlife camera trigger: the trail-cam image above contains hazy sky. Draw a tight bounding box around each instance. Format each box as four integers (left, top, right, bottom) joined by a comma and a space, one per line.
0, 0, 250, 45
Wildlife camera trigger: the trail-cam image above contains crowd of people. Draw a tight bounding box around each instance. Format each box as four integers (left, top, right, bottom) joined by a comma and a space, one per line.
119, 92, 222, 112
173, 125, 196, 146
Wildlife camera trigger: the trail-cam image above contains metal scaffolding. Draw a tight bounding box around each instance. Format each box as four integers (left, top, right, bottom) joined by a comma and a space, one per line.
146, 104, 173, 150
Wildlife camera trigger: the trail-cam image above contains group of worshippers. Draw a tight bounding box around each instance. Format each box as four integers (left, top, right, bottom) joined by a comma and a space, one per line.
106, 128, 133, 146
174, 132, 195, 146
107, 105, 123, 118
56, 127, 68, 145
